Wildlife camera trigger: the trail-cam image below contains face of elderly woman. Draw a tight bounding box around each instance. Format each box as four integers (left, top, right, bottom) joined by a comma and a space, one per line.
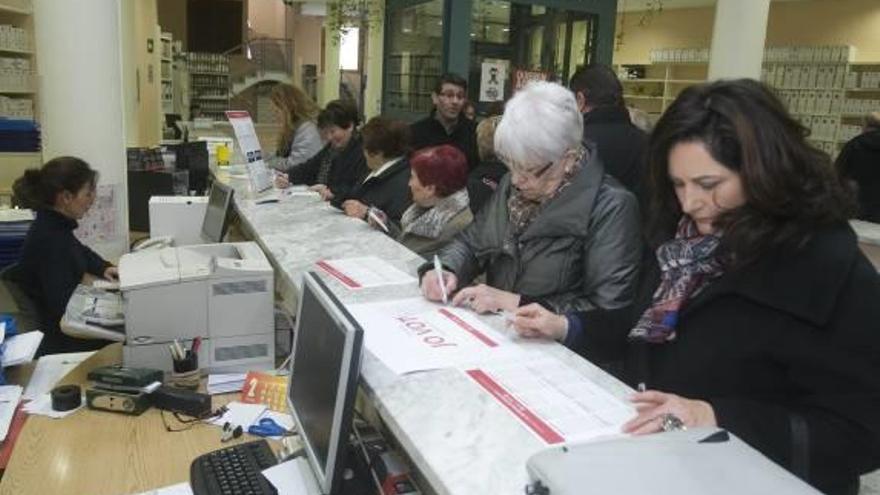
509, 152, 572, 202
668, 141, 745, 235
409, 171, 438, 207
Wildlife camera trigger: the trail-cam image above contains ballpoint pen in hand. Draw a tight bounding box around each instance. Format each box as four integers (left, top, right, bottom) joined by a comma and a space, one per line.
433, 254, 448, 305
367, 208, 389, 233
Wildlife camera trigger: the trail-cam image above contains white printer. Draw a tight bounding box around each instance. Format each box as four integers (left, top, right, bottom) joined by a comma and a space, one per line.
119, 242, 275, 373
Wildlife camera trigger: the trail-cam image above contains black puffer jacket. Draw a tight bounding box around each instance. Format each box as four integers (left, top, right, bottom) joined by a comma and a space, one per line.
836, 129, 880, 223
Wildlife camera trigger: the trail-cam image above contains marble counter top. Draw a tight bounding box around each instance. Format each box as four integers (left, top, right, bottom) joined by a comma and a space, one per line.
229, 185, 633, 494
851, 219, 880, 246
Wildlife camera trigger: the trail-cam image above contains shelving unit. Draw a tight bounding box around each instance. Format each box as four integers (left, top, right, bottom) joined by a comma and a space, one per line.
187, 52, 229, 121
385, 53, 441, 114
616, 61, 708, 118
0, 0, 40, 200
160, 32, 173, 115
761, 45, 880, 158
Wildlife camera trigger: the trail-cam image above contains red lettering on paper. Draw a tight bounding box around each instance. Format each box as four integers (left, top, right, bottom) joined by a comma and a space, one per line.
466, 369, 564, 445
316, 260, 361, 289
438, 309, 498, 347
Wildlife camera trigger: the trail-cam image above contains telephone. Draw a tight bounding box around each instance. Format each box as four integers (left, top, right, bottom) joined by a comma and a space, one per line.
133, 235, 174, 252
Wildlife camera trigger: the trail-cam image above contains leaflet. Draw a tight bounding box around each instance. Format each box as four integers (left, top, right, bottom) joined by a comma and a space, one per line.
316, 256, 416, 290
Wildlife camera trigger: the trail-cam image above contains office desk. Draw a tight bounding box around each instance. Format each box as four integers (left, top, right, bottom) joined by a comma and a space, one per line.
0, 344, 274, 495
224, 181, 634, 495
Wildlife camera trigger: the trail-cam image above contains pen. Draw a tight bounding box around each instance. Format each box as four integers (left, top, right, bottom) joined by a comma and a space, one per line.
367, 209, 389, 233
191, 336, 202, 355
433, 254, 448, 305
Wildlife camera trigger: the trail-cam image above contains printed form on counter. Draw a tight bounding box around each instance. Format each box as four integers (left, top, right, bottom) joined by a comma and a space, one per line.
344, 297, 523, 375
316, 256, 416, 290
465, 357, 635, 445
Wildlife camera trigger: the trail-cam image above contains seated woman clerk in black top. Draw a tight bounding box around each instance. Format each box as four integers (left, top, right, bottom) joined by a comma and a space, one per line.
513, 80, 880, 495
12, 156, 118, 355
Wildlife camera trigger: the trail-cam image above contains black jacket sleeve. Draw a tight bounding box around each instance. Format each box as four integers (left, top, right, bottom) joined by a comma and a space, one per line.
80, 243, 111, 276
286, 144, 328, 186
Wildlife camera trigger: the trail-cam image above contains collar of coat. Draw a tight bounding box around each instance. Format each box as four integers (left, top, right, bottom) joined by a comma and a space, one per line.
502, 143, 605, 242
583, 105, 633, 127
37, 208, 78, 231
683, 222, 860, 327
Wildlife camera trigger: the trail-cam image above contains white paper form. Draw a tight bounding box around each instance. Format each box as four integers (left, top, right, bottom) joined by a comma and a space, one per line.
345, 297, 523, 375
262, 459, 314, 495
0, 385, 22, 441
128, 482, 193, 495
1, 331, 44, 367
465, 357, 635, 445
23, 351, 95, 401
226, 111, 274, 193
316, 256, 416, 290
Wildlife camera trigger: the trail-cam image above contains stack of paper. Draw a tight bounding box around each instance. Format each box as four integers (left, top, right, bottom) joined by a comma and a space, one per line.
23, 351, 95, 401
206, 373, 246, 395
0, 385, 22, 441
22, 392, 82, 419
1, 331, 44, 368
209, 401, 267, 428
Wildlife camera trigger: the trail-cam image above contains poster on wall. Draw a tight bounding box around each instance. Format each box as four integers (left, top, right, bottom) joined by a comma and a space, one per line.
75, 183, 117, 244
511, 68, 551, 93
479, 59, 509, 102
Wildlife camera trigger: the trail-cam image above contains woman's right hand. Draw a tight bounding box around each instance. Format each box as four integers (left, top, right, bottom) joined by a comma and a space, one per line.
513, 304, 568, 341
274, 173, 290, 189
420, 269, 458, 302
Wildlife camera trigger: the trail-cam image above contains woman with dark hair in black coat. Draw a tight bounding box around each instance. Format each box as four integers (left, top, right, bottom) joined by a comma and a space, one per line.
514, 79, 880, 495
12, 156, 117, 355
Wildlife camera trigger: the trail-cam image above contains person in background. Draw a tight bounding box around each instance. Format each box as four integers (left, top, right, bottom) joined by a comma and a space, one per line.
269, 83, 323, 170
836, 111, 880, 222
462, 100, 477, 121
409, 73, 479, 170
467, 115, 508, 213
275, 99, 367, 202
11, 157, 117, 355
570, 64, 649, 202
420, 81, 641, 320
514, 80, 880, 495
627, 105, 653, 134
337, 117, 412, 222
369, 145, 473, 259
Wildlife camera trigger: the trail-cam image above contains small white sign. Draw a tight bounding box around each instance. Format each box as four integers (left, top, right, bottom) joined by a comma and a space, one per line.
480, 59, 508, 102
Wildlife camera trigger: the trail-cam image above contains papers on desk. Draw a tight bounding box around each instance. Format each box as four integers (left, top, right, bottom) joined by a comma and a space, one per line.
23, 351, 94, 401
464, 357, 635, 445
23, 392, 83, 419
263, 458, 314, 495
129, 482, 193, 495
209, 401, 267, 428
0, 385, 22, 441
345, 298, 523, 375
1, 331, 43, 368
316, 256, 416, 290
206, 373, 247, 395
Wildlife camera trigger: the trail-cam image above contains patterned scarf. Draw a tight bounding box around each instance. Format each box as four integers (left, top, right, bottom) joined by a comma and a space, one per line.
629, 217, 724, 343
507, 154, 582, 236
401, 188, 470, 239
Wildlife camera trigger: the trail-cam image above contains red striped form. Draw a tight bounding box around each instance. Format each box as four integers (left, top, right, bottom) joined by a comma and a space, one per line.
438, 308, 498, 347
316, 260, 362, 289
466, 369, 564, 445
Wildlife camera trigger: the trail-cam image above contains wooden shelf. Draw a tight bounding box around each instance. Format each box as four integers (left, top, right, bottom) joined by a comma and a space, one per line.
0, 1, 31, 15
0, 152, 41, 188
0, 46, 31, 55
621, 78, 665, 83
624, 94, 664, 100
846, 88, 880, 93
189, 71, 229, 76
0, 89, 34, 95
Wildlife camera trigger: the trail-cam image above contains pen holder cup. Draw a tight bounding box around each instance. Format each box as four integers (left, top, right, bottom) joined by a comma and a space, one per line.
169, 354, 200, 390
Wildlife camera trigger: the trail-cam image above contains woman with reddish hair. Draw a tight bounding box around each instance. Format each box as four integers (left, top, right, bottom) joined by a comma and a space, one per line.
369, 144, 473, 259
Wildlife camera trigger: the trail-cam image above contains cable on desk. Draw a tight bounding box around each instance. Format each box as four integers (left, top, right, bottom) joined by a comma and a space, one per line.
160, 405, 228, 432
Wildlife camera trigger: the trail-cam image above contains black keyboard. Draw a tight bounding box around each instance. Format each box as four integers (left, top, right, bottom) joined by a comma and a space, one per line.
190, 440, 279, 495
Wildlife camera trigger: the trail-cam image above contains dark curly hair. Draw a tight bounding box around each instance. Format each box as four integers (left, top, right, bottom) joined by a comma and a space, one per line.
12, 156, 97, 210
647, 79, 855, 267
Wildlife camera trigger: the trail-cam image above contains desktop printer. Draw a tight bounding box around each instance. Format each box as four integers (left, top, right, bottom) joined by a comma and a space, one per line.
119, 242, 275, 373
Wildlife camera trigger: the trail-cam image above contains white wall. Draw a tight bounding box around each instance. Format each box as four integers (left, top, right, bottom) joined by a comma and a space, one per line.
34, 0, 129, 259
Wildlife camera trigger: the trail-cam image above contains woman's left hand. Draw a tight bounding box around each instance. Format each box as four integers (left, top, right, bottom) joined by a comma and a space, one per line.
622, 390, 717, 435
104, 266, 119, 281
342, 200, 369, 219
452, 284, 520, 314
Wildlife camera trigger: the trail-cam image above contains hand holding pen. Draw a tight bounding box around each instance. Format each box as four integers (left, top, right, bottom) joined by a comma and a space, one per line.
421, 256, 457, 304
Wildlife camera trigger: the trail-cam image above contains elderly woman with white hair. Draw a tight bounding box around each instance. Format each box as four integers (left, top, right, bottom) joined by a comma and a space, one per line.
419, 81, 642, 354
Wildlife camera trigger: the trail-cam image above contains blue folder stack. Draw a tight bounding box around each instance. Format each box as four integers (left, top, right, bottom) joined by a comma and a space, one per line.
0, 119, 40, 152
0, 210, 33, 270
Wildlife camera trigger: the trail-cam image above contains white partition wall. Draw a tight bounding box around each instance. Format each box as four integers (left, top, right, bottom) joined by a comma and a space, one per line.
33, 0, 129, 259
708, 0, 771, 81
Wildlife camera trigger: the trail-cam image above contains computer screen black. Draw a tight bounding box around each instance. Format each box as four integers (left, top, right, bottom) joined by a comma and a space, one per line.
288, 272, 364, 495
201, 181, 233, 243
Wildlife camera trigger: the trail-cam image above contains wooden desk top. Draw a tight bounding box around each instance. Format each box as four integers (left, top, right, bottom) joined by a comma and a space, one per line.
0, 344, 272, 495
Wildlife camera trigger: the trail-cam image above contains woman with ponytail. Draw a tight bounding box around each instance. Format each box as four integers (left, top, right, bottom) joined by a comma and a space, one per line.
12, 156, 116, 355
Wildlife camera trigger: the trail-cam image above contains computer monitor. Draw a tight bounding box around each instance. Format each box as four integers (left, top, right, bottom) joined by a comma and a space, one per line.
287, 271, 364, 495
201, 181, 234, 243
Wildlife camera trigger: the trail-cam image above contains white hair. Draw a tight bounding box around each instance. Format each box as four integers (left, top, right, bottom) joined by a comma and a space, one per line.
494, 81, 583, 171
